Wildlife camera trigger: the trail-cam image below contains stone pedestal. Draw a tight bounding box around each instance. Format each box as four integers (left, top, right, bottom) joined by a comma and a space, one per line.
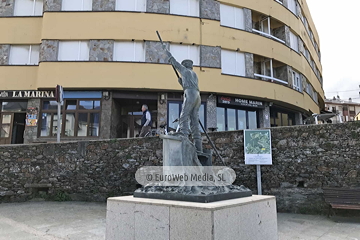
106, 195, 278, 240
160, 134, 200, 166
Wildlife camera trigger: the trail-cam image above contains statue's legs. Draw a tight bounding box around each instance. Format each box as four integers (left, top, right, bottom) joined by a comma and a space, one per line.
190, 101, 202, 153
178, 89, 202, 153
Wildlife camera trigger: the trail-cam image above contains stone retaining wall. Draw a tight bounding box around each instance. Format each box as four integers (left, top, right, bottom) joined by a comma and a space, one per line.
1, 122, 360, 214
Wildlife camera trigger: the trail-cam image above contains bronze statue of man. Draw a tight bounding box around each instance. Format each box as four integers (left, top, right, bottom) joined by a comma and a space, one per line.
162, 45, 203, 154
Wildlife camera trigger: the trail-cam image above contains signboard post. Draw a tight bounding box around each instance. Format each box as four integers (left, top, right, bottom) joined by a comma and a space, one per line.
244, 129, 272, 195
55, 85, 64, 143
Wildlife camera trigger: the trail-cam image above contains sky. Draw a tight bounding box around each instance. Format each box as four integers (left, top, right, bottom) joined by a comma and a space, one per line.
306, 0, 360, 102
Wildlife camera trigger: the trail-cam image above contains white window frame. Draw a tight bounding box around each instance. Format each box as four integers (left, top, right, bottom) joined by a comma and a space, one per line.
289, 31, 299, 52
275, 0, 283, 5
287, 0, 297, 15
221, 50, 246, 77
252, 17, 285, 44
169, 44, 200, 66
58, 41, 90, 61
292, 70, 301, 92
115, 0, 146, 12
14, 0, 43, 16
254, 59, 288, 85
113, 41, 145, 62
61, 0, 92, 11
170, 0, 199, 17
9, 45, 40, 65
220, 4, 245, 30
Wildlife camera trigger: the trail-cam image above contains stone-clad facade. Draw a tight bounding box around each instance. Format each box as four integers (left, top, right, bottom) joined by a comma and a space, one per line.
1, 122, 360, 214
0, 0, 14, 16
0, 45, 10, 65
146, 0, 170, 14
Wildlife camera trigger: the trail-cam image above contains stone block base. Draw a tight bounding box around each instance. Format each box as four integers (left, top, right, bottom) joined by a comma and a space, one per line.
106, 195, 278, 240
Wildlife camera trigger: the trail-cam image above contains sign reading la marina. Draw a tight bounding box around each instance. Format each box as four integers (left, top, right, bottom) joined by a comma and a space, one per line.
0, 90, 55, 99
244, 129, 272, 165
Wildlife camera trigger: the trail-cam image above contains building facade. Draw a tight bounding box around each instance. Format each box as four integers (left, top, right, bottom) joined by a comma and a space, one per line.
0, 0, 324, 144
325, 98, 360, 123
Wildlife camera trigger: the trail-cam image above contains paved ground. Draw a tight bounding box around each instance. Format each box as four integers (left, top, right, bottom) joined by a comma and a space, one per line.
0, 201, 359, 240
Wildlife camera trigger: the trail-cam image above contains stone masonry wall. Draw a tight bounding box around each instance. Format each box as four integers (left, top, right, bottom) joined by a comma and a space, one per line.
1, 122, 360, 215
40, 40, 58, 62
200, 46, 220, 68
199, 0, 219, 21
0, 45, 10, 65
89, 40, 114, 61
145, 41, 169, 64
146, 0, 170, 14
0, 0, 14, 16
43, 0, 62, 12
92, 0, 115, 11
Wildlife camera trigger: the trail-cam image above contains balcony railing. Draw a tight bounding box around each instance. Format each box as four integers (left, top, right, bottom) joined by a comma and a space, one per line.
252, 29, 286, 44
254, 73, 288, 85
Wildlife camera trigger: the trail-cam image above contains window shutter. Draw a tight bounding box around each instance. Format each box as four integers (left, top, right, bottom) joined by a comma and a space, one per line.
221, 50, 236, 75
134, 42, 145, 62
62, 0, 92, 11
220, 4, 234, 28
170, 0, 187, 16
235, 52, 245, 77
9, 45, 30, 65
116, 0, 135, 11
58, 41, 80, 61
14, 0, 35, 16
170, 0, 199, 17
30, 45, 40, 65
79, 42, 90, 61
114, 42, 145, 62
290, 31, 299, 52
220, 4, 245, 30
189, 0, 199, 17
34, 0, 43, 15
170, 44, 199, 66
234, 7, 245, 30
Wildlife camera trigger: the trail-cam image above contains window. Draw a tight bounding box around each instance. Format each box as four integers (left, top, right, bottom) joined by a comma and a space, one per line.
289, 31, 299, 52
287, 0, 297, 15
216, 107, 258, 131
115, 0, 146, 12
252, 16, 285, 44
270, 108, 295, 127
40, 99, 101, 137
221, 50, 245, 76
169, 44, 200, 66
14, 0, 43, 16
61, 0, 92, 11
113, 42, 145, 62
9, 45, 40, 65
170, 0, 199, 17
220, 4, 245, 30
292, 70, 301, 92
304, 48, 310, 61
260, 17, 271, 35
313, 91, 318, 103
167, 101, 206, 132
58, 41, 90, 61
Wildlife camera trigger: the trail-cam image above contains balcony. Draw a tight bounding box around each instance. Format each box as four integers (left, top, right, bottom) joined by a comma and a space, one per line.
252, 11, 287, 45
253, 55, 288, 85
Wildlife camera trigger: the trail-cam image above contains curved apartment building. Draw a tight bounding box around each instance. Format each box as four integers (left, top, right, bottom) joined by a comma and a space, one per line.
0, 0, 323, 144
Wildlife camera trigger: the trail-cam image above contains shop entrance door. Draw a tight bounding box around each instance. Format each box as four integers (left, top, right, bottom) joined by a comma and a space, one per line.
0, 113, 13, 145
120, 115, 142, 138
12, 113, 26, 144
